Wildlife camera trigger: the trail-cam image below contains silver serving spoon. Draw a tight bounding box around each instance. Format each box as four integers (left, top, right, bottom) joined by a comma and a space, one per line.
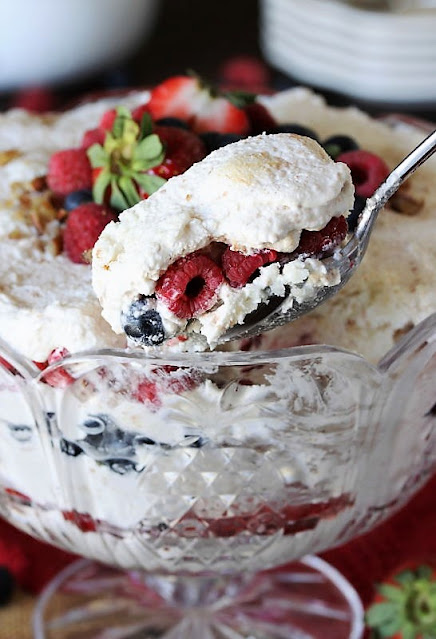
219, 129, 436, 344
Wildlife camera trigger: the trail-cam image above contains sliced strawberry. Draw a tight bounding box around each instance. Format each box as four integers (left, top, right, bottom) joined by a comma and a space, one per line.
156, 253, 225, 319
194, 95, 250, 135
146, 76, 199, 122
222, 247, 278, 287
147, 75, 250, 135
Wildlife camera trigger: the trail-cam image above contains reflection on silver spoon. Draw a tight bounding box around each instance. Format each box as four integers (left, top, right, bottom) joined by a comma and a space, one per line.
219, 129, 436, 344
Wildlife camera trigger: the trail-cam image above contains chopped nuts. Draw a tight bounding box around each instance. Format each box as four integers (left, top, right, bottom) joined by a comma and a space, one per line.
393, 321, 414, 342
46, 234, 63, 257
10, 179, 61, 235
31, 176, 47, 192
389, 184, 423, 216
0, 149, 22, 166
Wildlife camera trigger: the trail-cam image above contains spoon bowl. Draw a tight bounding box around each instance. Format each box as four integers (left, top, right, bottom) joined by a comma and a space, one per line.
219, 129, 436, 344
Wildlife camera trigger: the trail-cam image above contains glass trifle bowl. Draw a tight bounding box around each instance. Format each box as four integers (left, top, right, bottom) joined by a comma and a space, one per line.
2, 311, 436, 639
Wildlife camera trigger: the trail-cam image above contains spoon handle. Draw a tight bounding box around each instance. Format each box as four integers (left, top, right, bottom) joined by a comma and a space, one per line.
356, 129, 436, 246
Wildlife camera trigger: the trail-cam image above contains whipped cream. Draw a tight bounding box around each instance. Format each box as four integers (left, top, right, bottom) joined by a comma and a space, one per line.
1, 86, 435, 574
92, 133, 353, 346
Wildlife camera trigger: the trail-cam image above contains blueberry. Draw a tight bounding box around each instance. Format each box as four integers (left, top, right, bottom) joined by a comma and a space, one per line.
323, 135, 359, 160
200, 132, 244, 154
347, 195, 366, 231
8, 423, 32, 442
122, 296, 165, 346
82, 416, 106, 435
266, 124, 319, 141
135, 435, 157, 446
63, 189, 93, 211
0, 567, 14, 606
156, 117, 189, 130
60, 438, 83, 457
104, 459, 137, 475
184, 434, 207, 448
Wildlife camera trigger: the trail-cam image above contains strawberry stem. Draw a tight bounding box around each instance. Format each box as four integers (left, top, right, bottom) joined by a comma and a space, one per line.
366, 565, 436, 638
87, 107, 166, 211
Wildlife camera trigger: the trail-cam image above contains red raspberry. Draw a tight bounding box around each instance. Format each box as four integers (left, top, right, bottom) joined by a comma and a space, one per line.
132, 103, 151, 123
99, 108, 117, 131
337, 149, 389, 198
62, 510, 97, 533
296, 215, 348, 257
34, 348, 75, 388
244, 102, 277, 135
47, 148, 92, 196
145, 125, 206, 182
81, 127, 105, 149
0, 356, 18, 375
219, 56, 271, 93
12, 87, 56, 113
133, 379, 160, 407
133, 366, 202, 408
4, 488, 32, 506
222, 248, 278, 287
156, 253, 225, 319
63, 203, 117, 264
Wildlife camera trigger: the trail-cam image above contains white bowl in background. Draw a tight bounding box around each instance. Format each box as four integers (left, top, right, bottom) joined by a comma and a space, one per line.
0, 0, 160, 90
260, 0, 436, 105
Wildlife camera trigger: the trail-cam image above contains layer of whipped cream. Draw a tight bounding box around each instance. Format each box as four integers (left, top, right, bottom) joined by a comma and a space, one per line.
92, 133, 353, 345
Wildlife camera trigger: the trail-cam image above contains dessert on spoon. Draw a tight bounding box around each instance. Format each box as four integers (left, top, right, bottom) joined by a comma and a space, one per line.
93, 127, 436, 350
92, 131, 355, 350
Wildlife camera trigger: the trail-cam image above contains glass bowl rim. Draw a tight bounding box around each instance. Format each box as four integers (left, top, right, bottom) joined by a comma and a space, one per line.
3, 313, 436, 381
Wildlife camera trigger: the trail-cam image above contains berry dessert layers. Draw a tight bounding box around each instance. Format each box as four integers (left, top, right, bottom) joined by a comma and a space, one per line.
92, 132, 354, 350
0, 77, 435, 571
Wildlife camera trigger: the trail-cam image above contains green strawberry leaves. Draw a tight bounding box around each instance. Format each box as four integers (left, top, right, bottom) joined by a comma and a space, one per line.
87, 108, 166, 211
366, 565, 436, 639
224, 89, 257, 109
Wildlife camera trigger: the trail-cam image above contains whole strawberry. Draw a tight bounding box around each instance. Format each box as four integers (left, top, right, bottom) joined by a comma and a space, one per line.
366, 560, 436, 638
63, 203, 117, 264
47, 148, 92, 196
88, 107, 206, 209
145, 124, 206, 181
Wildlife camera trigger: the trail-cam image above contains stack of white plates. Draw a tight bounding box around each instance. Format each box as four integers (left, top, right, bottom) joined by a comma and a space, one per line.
260, 0, 436, 105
